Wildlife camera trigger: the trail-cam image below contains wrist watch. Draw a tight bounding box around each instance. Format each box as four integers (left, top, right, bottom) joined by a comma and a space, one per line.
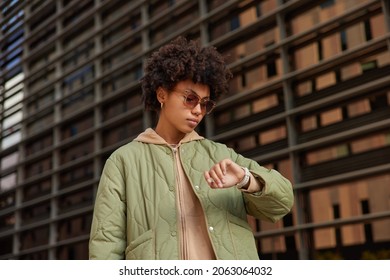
236, 167, 250, 189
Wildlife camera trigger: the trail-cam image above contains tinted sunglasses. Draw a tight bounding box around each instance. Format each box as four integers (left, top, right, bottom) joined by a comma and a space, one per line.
174, 89, 216, 114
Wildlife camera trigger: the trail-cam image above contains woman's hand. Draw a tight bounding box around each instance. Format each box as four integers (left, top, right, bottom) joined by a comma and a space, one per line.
204, 159, 246, 189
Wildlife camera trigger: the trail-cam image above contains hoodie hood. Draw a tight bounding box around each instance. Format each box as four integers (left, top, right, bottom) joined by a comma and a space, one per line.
134, 128, 204, 145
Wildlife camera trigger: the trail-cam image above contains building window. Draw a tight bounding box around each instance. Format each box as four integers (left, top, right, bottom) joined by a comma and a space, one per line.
101, 16, 141, 48
0, 172, 17, 192
102, 92, 142, 122
56, 241, 88, 260
57, 214, 92, 241
20, 226, 50, 250
149, 0, 179, 19
361, 61, 377, 73
236, 135, 257, 153
58, 189, 94, 214
102, 62, 142, 95
0, 237, 13, 255
101, 38, 142, 71
320, 107, 343, 127
305, 144, 349, 165
62, 21, 94, 51
340, 30, 347, 51
361, 200, 373, 243
0, 193, 15, 211
27, 90, 54, 116
28, 67, 55, 94
259, 125, 287, 145
1, 130, 22, 150
320, 0, 335, 9
1, 151, 18, 170
61, 115, 94, 140
220, 26, 279, 64
332, 204, 342, 249
255, 4, 262, 17
266, 59, 277, 78
102, 119, 143, 148
60, 139, 94, 164
59, 162, 94, 189
293, 42, 319, 70
24, 157, 52, 179
62, 42, 94, 72
209, 1, 263, 41
62, 87, 94, 117
62, 0, 94, 27
21, 203, 51, 225
22, 180, 51, 202
350, 132, 390, 155
364, 20, 372, 41
253, 93, 279, 114
300, 115, 318, 132
29, 3, 56, 32
283, 213, 296, 250
369, 93, 388, 110
29, 27, 55, 51
62, 65, 94, 95
347, 98, 371, 118
317, 41, 323, 61
230, 15, 240, 30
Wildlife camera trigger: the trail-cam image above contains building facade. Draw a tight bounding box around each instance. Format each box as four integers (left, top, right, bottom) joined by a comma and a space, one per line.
0, 0, 389, 259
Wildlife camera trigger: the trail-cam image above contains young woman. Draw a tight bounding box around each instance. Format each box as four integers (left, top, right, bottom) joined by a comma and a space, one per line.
89, 37, 294, 260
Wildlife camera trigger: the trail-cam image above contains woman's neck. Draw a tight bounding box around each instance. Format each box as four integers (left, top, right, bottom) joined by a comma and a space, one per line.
155, 123, 185, 145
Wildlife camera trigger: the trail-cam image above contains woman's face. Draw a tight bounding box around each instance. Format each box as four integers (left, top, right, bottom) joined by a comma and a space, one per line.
156, 79, 212, 143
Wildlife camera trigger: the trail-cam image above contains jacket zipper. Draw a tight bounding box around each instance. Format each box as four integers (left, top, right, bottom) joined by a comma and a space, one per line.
171, 146, 188, 260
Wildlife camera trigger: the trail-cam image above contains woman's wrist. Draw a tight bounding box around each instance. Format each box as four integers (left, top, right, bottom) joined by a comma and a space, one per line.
235, 167, 250, 189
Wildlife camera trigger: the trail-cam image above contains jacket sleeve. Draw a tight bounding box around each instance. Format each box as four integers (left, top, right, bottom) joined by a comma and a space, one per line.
230, 149, 294, 223
89, 157, 127, 259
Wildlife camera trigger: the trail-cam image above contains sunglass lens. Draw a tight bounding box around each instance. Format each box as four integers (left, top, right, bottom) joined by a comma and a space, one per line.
184, 92, 215, 114
205, 101, 215, 114
185, 93, 200, 107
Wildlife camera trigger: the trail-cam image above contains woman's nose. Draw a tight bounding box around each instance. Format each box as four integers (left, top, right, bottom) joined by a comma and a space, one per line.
192, 103, 203, 115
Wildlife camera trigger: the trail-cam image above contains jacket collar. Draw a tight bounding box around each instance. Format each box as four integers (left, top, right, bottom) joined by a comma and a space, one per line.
134, 128, 204, 145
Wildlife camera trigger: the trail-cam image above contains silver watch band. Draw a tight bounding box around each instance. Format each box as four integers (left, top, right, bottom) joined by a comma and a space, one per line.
236, 167, 250, 189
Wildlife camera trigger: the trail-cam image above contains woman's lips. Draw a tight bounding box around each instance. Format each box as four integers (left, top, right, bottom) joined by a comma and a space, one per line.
187, 119, 199, 127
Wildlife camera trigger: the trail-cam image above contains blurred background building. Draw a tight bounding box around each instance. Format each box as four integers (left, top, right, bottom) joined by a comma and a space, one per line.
1, 0, 389, 260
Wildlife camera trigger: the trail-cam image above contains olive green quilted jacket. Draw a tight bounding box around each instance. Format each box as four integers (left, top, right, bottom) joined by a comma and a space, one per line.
89, 130, 293, 260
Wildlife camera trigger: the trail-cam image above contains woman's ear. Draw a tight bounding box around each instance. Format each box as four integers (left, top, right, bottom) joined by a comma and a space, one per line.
156, 87, 167, 104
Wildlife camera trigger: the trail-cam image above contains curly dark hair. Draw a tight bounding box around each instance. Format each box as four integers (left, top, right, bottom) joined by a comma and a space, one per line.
141, 36, 233, 111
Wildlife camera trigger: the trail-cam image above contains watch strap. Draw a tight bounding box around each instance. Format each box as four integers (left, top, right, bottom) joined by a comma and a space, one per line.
236, 167, 250, 189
